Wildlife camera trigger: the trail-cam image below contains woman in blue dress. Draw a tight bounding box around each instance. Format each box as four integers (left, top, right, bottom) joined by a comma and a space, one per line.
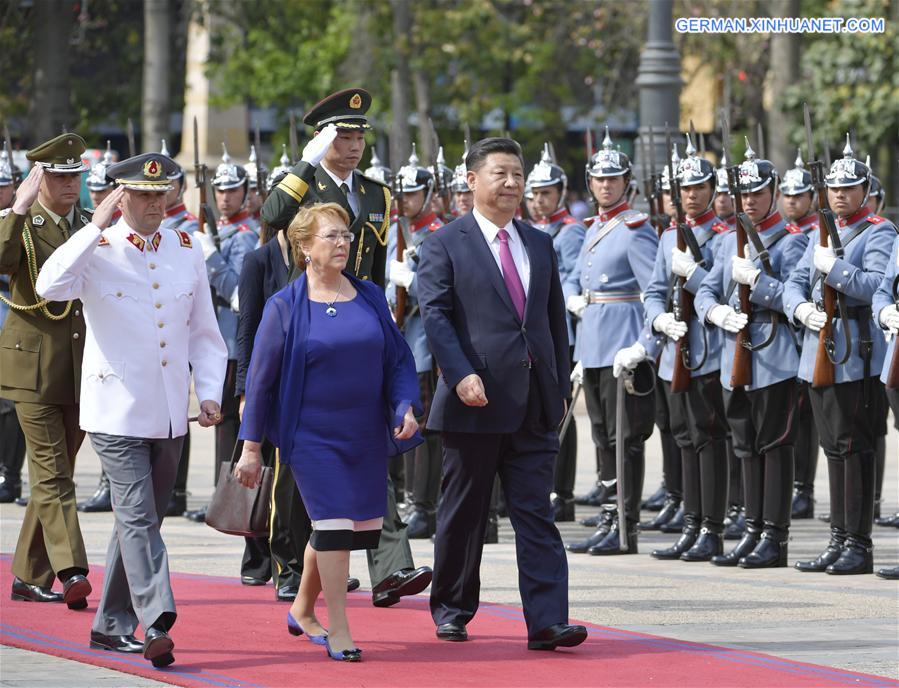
235, 203, 422, 662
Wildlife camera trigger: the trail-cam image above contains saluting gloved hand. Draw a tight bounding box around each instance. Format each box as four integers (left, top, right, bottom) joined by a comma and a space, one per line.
570, 360, 584, 386
301, 124, 338, 166
731, 255, 760, 287
193, 229, 217, 260
389, 258, 414, 289
707, 304, 749, 333
879, 304, 899, 335
671, 248, 699, 279
813, 241, 837, 274
794, 302, 827, 332
613, 343, 647, 378
566, 293, 587, 318
653, 312, 688, 341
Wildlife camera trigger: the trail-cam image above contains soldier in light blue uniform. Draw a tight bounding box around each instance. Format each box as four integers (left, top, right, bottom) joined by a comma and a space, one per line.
386, 147, 443, 540
631, 136, 732, 563
187, 145, 260, 526
525, 143, 585, 523
563, 127, 657, 555
786, 136, 896, 576
695, 147, 808, 568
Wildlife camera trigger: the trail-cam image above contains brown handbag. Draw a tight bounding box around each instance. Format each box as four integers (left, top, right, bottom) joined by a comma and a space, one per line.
205, 441, 273, 538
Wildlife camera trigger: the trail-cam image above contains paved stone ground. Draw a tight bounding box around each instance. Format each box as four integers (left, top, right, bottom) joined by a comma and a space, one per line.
1, 397, 897, 686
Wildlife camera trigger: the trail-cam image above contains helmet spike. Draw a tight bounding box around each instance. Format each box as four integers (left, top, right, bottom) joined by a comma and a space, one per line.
221, 143, 231, 164
541, 142, 553, 164
104, 140, 115, 163
670, 142, 680, 166
865, 154, 871, 168
685, 133, 696, 157
279, 144, 289, 166
843, 132, 853, 158
408, 142, 419, 167
744, 137, 756, 161
602, 125, 613, 150
436, 146, 446, 166
794, 147, 804, 168
370, 148, 382, 166
248, 145, 257, 163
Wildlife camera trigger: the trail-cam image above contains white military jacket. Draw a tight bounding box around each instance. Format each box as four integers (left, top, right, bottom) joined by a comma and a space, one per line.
36, 219, 227, 438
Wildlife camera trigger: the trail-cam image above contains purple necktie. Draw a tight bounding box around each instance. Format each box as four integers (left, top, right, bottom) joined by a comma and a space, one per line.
497, 228, 526, 320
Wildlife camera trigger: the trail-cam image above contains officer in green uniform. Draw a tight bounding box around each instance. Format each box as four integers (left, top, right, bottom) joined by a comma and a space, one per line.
0, 133, 92, 609
262, 88, 391, 286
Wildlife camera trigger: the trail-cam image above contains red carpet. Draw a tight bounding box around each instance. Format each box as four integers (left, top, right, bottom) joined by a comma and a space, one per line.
1, 555, 895, 688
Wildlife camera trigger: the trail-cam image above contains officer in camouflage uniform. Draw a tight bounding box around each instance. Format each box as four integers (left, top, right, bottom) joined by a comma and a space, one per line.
0, 134, 92, 609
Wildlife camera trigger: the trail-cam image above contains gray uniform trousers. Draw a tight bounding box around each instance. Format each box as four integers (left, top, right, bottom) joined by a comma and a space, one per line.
89, 432, 183, 635
366, 475, 415, 585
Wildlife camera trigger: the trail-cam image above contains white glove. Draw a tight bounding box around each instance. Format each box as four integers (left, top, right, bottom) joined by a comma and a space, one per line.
613, 343, 647, 378
389, 258, 414, 290
731, 255, 760, 287
879, 304, 899, 335
671, 248, 699, 279
794, 302, 827, 332
194, 230, 217, 260
813, 242, 837, 274
570, 360, 584, 385
566, 293, 587, 318
229, 286, 240, 313
653, 312, 689, 341
707, 304, 748, 333
301, 124, 338, 166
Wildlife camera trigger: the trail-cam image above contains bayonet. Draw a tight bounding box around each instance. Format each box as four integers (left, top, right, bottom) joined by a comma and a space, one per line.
288, 112, 298, 164
127, 118, 136, 157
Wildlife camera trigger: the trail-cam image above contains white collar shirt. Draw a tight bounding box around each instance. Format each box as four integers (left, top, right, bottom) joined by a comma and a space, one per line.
472, 206, 531, 295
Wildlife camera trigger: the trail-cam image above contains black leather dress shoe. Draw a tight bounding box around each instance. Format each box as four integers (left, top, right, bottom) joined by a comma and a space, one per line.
144, 627, 175, 667
276, 585, 298, 602
405, 509, 434, 539
874, 511, 899, 528
10, 577, 63, 603
711, 529, 760, 567
566, 517, 613, 554
184, 505, 207, 523
876, 565, 899, 580
552, 496, 575, 522
90, 631, 143, 653
723, 509, 745, 541
587, 522, 637, 555
347, 577, 361, 592
795, 531, 845, 572
0, 473, 22, 503
575, 482, 603, 506
77, 478, 112, 513
527, 623, 588, 651
651, 526, 699, 560
483, 516, 499, 544
739, 532, 788, 568
640, 497, 680, 531
579, 512, 604, 528
826, 538, 874, 575
436, 622, 468, 641
659, 505, 686, 533
372, 566, 433, 608
641, 483, 667, 512
791, 489, 815, 519
240, 575, 268, 586
63, 574, 91, 610
680, 528, 723, 562
165, 492, 187, 518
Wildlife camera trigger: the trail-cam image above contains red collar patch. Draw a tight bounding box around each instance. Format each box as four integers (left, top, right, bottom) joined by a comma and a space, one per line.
412, 212, 439, 232
757, 212, 783, 232
599, 200, 630, 223
178, 230, 193, 248
687, 208, 716, 227
837, 207, 869, 227
126, 233, 146, 252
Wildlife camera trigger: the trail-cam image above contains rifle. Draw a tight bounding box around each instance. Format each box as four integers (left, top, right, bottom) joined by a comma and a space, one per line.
722, 115, 753, 387
886, 275, 899, 389
127, 118, 136, 157
804, 103, 850, 387
756, 121, 765, 159
193, 116, 219, 244
254, 123, 268, 202
639, 133, 660, 237
391, 173, 411, 329
646, 125, 666, 237
288, 112, 298, 164
666, 125, 701, 393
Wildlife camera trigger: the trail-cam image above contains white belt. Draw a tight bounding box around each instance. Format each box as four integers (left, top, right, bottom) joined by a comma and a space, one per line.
584, 290, 642, 304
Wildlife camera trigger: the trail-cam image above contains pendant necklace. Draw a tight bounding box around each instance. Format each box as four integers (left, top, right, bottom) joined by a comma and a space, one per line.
325, 278, 344, 317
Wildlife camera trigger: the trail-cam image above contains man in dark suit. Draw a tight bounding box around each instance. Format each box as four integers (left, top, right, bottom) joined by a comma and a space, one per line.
418, 137, 586, 651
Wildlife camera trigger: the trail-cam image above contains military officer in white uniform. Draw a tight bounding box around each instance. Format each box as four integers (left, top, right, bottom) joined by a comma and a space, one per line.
36, 153, 228, 668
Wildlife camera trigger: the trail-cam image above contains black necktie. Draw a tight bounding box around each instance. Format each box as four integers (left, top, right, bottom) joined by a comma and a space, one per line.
340, 182, 358, 216
58, 217, 70, 239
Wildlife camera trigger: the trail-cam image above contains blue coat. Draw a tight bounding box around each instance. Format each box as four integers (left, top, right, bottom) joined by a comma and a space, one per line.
783, 209, 896, 383
537, 209, 586, 344
238, 272, 423, 464
643, 209, 730, 381
204, 211, 260, 359
871, 234, 899, 385
563, 202, 656, 368
695, 213, 808, 391
385, 213, 443, 373
417, 212, 570, 434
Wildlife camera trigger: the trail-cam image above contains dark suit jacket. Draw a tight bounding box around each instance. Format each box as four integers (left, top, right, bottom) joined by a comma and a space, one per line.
236, 237, 290, 396
417, 212, 570, 434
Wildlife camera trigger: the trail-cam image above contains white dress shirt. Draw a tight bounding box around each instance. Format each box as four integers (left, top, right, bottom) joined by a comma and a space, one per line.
472, 207, 531, 295
36, 219, 228, 439
321, 162, 359, 216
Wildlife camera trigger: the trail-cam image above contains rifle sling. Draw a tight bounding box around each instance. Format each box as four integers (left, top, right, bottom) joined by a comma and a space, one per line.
810, 220, 873, 292
724, 227, 789, 303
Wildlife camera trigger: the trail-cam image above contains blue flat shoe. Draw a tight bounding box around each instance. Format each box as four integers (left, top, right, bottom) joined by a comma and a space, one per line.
325, 637, 362, 662
286, 611, 328, 646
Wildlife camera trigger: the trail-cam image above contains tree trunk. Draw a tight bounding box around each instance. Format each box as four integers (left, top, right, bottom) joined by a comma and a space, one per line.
413, 69, 433, 165
143, 0, 172, 154
768, 0, 800, 174
389, 0, 412, 170
29, 0, 73, 143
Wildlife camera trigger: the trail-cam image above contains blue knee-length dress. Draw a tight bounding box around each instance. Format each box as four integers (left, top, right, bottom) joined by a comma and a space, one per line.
293, 297, 387, 521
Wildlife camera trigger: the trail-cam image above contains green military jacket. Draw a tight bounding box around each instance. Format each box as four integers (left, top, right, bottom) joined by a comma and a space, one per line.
262, 161, 391, 286
0, 202, 88, 404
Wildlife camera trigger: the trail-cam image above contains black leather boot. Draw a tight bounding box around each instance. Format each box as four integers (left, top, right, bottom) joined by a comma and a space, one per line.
791, 486, 815, 519
723, 506, 746, 540
711, 522, 761, 567
827, 452, 875, 575
826, 536, 873, 575
659, 504, 686, 533
77, 473, 112, 512
795, 528, 846, 572
405, 509, 435, 539
552, 496, 575, 522
640, 496, 681, 531
483, 514, 499, 544
0, 471, 22, 503
740, 529, 788, 568
575, 481, 604, 506
876, 566, 899, 580
579, 511, 604, 527
641, 483, 667, 512
651, 517, 699, 560
680, 527, 724, 562
588, 518, 638, 555
165, 491, 187, 518
567, 511, 613, 553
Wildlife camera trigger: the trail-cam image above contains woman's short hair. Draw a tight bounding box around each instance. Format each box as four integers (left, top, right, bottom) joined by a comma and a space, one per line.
287, 202, 351, 269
